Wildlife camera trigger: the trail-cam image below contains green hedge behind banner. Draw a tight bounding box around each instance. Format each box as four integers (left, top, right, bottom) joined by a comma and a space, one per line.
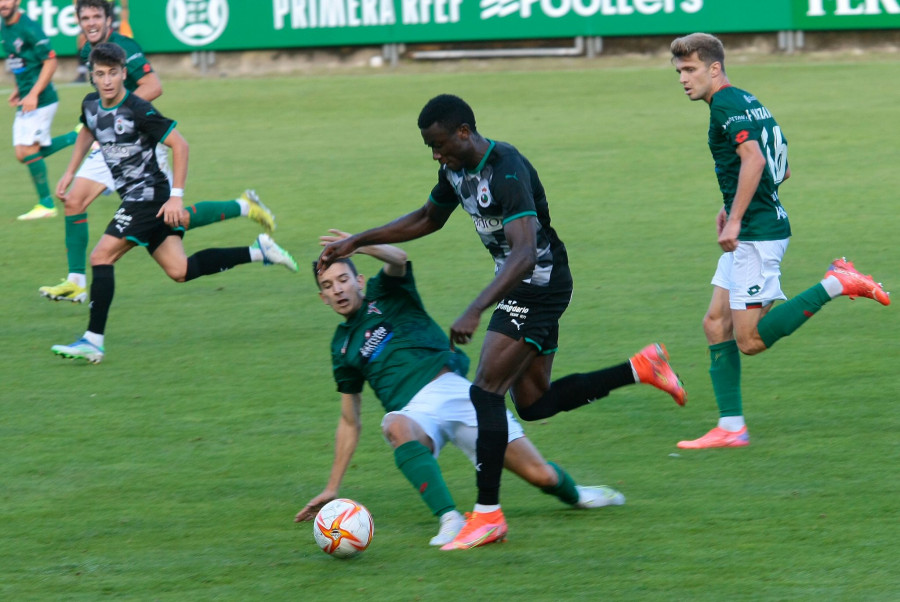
12, 0, 900, 56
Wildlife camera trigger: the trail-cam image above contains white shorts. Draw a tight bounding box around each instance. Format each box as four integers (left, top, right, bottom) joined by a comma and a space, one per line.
75, 146, 115, 191
712, 239, 789, 310
12, 102, 58, 147
381, 372, 525, 465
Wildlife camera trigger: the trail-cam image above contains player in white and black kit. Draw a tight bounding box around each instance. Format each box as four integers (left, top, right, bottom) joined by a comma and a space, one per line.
50, 42, 298, 364
318, 94, 687, 550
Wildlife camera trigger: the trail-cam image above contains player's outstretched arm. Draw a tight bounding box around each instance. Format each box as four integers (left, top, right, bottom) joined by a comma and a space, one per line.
317, 202, 451, 274
294, 393, 362, 522
320, 229, 408, 277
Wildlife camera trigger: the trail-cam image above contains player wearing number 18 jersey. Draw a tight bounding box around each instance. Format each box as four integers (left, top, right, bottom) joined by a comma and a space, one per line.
671, 33, 889, 450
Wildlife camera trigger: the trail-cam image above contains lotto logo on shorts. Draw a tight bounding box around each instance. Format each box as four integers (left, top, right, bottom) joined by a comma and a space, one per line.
747, 285, 761, 296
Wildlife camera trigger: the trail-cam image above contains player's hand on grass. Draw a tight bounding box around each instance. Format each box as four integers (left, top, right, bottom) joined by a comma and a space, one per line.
295, 492, 337, 522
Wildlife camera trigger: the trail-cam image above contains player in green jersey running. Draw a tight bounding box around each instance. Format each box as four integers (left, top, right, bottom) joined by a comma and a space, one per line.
40, 0, 274, 304
670, 33, 890, 450
318, 94, 687, 550
1, 0, 78, 220
297, 230, 627, 546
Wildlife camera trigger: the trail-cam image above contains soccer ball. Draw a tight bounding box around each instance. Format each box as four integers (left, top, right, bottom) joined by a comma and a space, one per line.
313, 498, 374, 558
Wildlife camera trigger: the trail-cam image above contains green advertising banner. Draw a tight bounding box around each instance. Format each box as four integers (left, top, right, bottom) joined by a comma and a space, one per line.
793, 0, 900, 30
10, 0, 900, 57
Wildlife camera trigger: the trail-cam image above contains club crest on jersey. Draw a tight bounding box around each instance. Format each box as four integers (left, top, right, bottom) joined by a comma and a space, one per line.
114, 116, 131, 135
366, 302, 382, 315
477, 178, 492, 208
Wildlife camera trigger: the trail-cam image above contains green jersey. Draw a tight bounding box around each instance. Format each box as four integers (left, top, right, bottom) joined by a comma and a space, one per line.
708, 85, 791, 241
330, 262, 469, 413
1, 11, 58, 109
81, 32, 153, 92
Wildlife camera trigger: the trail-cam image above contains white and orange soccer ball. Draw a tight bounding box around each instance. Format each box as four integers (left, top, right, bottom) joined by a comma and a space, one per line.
313, 498, 374, 558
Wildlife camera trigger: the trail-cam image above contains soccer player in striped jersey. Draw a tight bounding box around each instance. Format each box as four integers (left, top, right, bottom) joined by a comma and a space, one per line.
40, 0, 274, 304
50, 43, 298, 364
317, 94, 687, 550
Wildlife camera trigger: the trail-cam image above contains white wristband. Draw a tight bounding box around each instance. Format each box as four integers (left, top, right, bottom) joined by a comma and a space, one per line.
170, 188, 184, 197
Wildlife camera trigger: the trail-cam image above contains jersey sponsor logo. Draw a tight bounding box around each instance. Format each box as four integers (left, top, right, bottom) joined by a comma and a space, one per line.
743, 93, 758, 103
359, 323, 393, 363
735, 130, 749, 144
166, 0, 229, 47
511, 319, 524, 331
505, 171, 519, 181
366, 301, 382, 315
471, 215, 503, 234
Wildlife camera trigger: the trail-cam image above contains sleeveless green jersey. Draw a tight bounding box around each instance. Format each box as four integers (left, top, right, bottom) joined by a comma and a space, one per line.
1, 12, 58, 109
708, 85, 791, 241
330, 262, 469, 413
81, 32, 153, 92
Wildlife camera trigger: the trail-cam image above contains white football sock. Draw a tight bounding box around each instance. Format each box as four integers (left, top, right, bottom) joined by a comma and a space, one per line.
717, 416, 746, 431
821, 275, 844, 299
84, 331, 104, 348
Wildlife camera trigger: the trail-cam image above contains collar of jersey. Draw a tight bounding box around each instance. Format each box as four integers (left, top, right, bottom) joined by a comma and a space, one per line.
100, 89, 130, 112
467, 139, 496, 174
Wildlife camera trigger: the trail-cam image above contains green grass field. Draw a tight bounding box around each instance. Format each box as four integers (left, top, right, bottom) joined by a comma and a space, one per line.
1, 53, 897, 600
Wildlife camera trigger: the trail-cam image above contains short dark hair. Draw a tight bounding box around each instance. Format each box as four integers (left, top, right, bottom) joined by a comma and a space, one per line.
89, 42, 126, 69
312, 258, 358, 288
417, 94, 477, 133
76, 0, 113, 19
670, 33, 726, 70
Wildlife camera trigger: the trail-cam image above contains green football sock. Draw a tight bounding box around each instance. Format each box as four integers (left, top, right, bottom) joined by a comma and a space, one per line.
756, 283, 831, 349
710, 340, 742, 418
24, 153, 53, 209
184, 200, 241, 230
65, 213, 89, 275
541, 461, 579, 505
40, 130, 77, 157
394, 441, 455, 517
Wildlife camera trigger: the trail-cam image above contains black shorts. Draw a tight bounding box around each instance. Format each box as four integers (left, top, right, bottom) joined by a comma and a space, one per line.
487, 281, 572, 355
104, 201, 185, 255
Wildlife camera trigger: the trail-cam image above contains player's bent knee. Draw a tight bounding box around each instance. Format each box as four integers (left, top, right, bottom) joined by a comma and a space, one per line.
736, 337, 766, 356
